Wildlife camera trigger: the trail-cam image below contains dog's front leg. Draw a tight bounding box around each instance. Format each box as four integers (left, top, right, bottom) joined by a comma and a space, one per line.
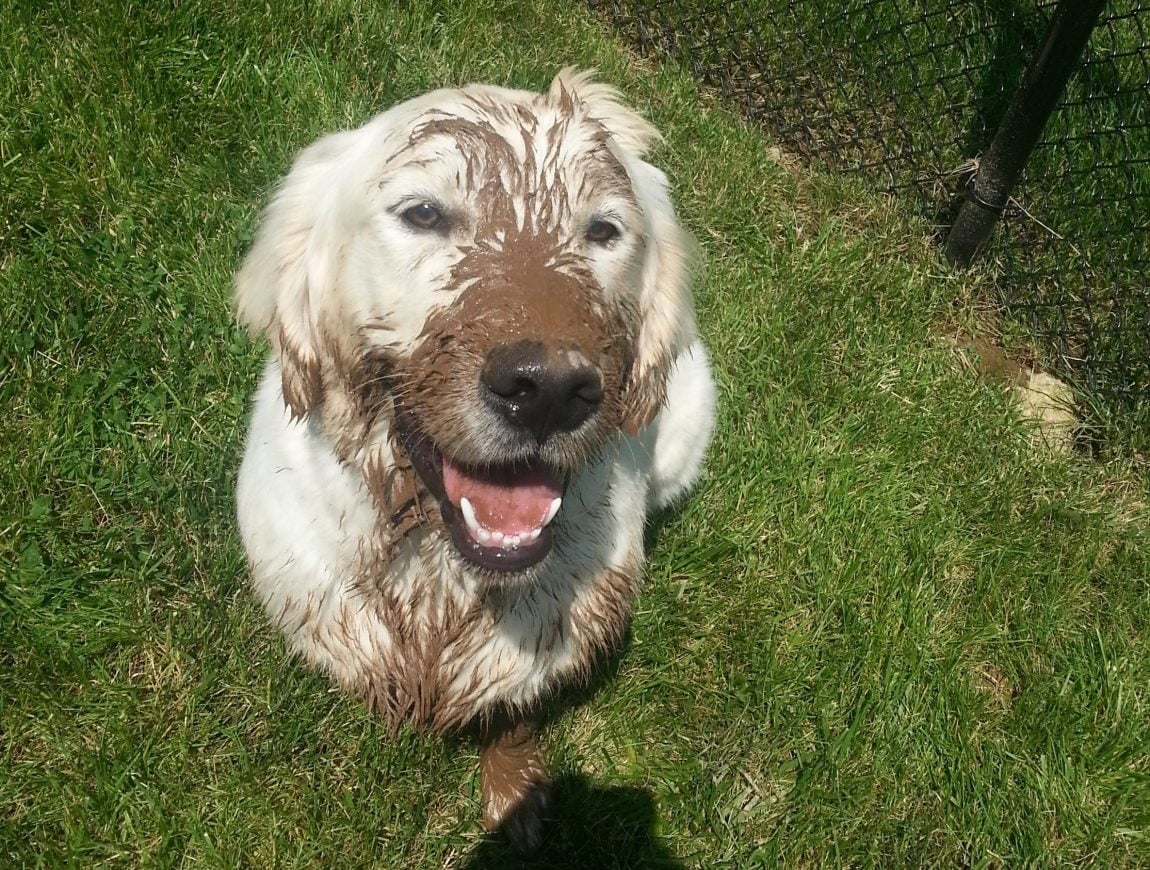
478, 717, 552, 855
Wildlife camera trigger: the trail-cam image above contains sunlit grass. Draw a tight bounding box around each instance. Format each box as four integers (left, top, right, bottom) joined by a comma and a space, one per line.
2, 1, 1147, 866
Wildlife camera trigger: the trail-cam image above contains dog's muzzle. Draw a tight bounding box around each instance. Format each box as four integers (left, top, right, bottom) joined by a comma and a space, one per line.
391, 338, 610, 574
392, 400, 567, 574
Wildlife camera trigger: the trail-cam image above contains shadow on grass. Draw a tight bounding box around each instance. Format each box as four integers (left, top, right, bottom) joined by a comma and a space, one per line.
463, 773, 683, 869
643, 488, 692, 555
461, 504, 691, 868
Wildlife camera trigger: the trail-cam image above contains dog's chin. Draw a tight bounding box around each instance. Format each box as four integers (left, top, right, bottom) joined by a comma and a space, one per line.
393, 406, 566, 575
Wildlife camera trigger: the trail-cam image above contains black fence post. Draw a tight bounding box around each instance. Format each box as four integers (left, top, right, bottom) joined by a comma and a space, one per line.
944, 0, 1106, 269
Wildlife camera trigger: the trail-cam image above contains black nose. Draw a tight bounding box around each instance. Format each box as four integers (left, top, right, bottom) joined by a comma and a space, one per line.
482, 340, 603, 442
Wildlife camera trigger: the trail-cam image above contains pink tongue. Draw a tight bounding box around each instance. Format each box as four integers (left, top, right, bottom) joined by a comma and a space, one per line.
442, 458, 563, 536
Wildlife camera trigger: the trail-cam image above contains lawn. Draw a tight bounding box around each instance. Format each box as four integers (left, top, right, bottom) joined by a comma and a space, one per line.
2, 0, 1148, 866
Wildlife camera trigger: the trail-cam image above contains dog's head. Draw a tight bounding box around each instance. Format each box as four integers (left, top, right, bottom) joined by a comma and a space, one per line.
236, 69, 693, 575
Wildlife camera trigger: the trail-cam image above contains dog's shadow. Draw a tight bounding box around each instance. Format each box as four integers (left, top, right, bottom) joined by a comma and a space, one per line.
463, 772, 684, 869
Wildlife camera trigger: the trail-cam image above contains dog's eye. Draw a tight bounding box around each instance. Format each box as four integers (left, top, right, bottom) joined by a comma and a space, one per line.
585, 219, 620, 245
402, 202, 446, 231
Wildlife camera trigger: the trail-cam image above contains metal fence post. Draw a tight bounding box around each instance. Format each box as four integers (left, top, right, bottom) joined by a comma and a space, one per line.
944, 0, 1107, 269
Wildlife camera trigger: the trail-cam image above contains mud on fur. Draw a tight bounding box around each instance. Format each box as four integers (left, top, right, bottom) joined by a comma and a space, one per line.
234, 68, 716, 855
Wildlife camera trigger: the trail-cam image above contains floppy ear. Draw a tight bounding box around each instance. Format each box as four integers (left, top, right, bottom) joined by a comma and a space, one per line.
235, 130, 359, 418
622, 162, 697, 437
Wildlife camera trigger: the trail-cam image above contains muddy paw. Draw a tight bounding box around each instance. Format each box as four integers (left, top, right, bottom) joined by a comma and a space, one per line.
491, 778, 552, 856
479, 719, 553, 855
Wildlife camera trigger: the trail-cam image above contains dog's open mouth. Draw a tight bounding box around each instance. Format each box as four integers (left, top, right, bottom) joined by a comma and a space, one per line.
394, 406, 563, 571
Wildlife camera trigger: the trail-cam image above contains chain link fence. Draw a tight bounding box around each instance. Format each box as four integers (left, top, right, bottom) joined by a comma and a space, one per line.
594, 0, 1150, 423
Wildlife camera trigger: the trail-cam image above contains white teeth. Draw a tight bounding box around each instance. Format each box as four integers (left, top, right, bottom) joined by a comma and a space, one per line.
542, 498, 562, 528
458, 496, 549, 550
460, 498, 481, 536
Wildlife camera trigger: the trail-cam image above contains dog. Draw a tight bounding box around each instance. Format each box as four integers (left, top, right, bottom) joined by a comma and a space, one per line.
234, 68, 715, 853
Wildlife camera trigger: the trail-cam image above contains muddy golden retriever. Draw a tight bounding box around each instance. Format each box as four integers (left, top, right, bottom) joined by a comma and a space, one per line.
235, 69, 715, 853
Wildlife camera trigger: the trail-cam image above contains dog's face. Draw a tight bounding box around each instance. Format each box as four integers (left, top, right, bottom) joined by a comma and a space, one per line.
237, 69, 693, 576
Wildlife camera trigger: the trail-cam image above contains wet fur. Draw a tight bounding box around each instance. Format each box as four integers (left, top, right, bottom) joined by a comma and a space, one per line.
235, 69, 715, 850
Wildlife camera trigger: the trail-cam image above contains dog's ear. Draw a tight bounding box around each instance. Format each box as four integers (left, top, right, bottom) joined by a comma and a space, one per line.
235, 130, 359, 418
550, 67, 661, 158
622, 162, 696, 436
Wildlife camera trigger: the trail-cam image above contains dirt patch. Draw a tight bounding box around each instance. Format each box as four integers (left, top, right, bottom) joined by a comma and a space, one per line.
947, 328, 1078, 453
973, 662, 1013, 711
949, 329, 1028, 387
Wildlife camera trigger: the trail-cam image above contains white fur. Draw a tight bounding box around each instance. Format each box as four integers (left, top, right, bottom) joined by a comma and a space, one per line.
235, 70, 716, 722
645, 342, 717, 509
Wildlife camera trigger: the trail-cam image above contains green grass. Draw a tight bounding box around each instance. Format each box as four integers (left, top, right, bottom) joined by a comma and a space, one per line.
2, 1, 1148, 866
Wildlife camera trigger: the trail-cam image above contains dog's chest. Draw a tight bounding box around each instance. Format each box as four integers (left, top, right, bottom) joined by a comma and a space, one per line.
358, 539, 638, 733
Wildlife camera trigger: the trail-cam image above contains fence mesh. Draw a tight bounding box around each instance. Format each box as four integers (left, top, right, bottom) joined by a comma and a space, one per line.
594, 1, 1150, 413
